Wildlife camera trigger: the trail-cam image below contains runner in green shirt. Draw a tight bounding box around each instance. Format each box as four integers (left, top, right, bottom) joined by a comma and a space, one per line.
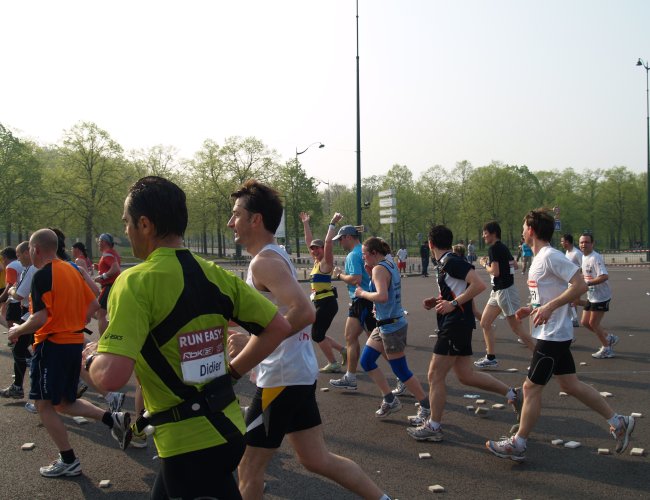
83, 176, 291, 499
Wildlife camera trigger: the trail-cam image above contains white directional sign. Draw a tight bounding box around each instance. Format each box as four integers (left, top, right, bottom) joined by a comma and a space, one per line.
379, 208, 397, 216
379, 198, 396, 208
380, 217, 398, 225
378, 189, 396, 197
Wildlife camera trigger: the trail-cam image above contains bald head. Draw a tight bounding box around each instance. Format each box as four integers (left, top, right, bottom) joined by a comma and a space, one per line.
30, 229, 59, 267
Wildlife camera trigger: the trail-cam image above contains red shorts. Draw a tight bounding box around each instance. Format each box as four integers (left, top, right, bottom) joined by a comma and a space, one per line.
398, 261, 406, 271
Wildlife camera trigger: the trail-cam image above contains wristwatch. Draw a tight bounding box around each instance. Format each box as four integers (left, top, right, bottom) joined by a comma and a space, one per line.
84, 353, 97, 371
450, 299, 459, 308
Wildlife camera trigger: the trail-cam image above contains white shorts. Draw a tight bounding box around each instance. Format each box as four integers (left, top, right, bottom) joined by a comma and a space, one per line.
487, 285, 520, 317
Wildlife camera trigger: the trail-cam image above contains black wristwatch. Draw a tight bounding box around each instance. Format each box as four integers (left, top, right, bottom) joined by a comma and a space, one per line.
450, 299, 459, 308
84, 353, 97, 372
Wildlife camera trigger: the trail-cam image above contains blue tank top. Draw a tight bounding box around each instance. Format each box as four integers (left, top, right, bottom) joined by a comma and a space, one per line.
372, 259, 407, 334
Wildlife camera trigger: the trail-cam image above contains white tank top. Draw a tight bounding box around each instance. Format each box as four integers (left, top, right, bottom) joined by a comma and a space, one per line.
246, 243, 318, 387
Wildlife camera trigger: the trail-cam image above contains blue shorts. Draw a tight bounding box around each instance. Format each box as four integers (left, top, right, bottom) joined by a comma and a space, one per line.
30, 341, 83, 405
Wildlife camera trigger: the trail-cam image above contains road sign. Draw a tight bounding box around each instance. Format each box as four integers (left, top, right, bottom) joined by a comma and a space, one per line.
379, 208, 397, 216
378, 189, 395, 197
554, 220, 562, 231
380, 217, 397, 225
379, 198, 396, 208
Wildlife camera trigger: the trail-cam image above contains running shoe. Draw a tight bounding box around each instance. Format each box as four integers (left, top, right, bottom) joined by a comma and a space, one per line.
592, 346, 614, 359
329, 375, 357, 390
25, 402, 37, 414
406, 422, 443, 442
516, 338, 526, 345
106, 392, 125, 413
611, 415, 635, 454
392, 380, 407, 396
509, 387, 523, 422
76, 382, 88, 398
111, 412, 132, 450
130, 424, 148, 449
340, 348, 347, 367
474, 356, 498, 369
606, 334, 619, 347
0, 384, 24, 399
486, 435, 526, 462
319, 362, 342, 374
375, 397, 402, 418
39, 457, 81, 477
408, 405, 431, 427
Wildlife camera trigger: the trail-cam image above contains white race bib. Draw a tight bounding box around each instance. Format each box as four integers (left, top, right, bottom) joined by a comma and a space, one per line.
178, 327, 225, 384
528, 279, 540, 308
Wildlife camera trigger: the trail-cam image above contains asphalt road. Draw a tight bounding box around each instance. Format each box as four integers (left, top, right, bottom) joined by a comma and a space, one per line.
0, 266, 648, 499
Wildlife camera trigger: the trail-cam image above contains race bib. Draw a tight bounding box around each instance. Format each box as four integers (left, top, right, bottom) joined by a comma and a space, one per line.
528, 279, 540, 308
178, 327, 225, 384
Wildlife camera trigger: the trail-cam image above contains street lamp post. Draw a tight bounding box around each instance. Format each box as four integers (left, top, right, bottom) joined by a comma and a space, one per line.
291, 142, 325, 256
637, 58, 650, 261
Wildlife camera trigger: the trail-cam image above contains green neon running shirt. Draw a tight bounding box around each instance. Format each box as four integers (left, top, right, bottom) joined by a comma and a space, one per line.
98, 247, 277, 458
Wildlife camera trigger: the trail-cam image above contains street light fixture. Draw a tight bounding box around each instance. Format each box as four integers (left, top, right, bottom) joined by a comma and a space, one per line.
287, 142, 325, 256
637, 58, 649, 260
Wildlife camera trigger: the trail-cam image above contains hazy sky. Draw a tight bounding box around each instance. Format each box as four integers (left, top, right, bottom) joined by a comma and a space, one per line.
2, 1, 649, 186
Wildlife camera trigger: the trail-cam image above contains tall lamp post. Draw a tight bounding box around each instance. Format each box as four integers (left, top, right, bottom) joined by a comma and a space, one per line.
637, 58, 650, 260
355, 0, 362, 225
291, 142, 325, 255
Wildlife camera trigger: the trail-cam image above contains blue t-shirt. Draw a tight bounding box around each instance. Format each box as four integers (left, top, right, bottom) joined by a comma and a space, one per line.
345, 243, 371, 299
522, 243, 533, 257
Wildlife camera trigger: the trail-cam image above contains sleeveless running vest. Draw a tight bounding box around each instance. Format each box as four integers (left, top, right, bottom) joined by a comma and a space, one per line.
373, 259, 407, 334
247, 244, 318, 387
310, 260, 335, 300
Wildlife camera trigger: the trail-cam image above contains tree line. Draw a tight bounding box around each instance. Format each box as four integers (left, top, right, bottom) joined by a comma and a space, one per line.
1, 121, 646, 259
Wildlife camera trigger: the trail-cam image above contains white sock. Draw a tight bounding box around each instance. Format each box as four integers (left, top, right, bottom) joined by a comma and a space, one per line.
607, 414, 621, 428
506, 387, 516, 401
379, 495, 391, 500
514, 434, 527, 449
346, 372, 356, 382
428, 420, 441, 430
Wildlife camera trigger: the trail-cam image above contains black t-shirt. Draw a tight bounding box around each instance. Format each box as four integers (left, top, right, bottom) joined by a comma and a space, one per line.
488, 240, 514, 290
436, 252, 476, 329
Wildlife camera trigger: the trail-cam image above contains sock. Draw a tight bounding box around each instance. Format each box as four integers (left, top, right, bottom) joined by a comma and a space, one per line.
379, 495, 392, 500
102, 411, 114, 428
346, 372, 356, 382
513, 434, 527, 449
428, 420, 441, 430
487, 354, 496, 361
607, 414, 621, 428
506, 387, 516, 401
419, 398, 430, 409
384, 393, 395, 403
60, 449, 76, 464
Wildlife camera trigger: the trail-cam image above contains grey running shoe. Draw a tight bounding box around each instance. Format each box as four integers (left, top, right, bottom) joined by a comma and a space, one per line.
111, 412, 132, 450
606, 334, 619, 347
25, 402, 37, 414
106, 392, 125, 413
486, 435, 526, 462
474, 356, 498, 369
392, 380, 407, 396
130, 424, 148, 449
408, 405, 431, 427
329, 375, 357, 390
406, 422, 443, 442
509, 387, 523, 422
592, 346, 614, 359
0, 384, 24, 399
611, 415, 635, 454
375, 397, 402, 418
319, 362, 342, 373
40, 457, 81, 477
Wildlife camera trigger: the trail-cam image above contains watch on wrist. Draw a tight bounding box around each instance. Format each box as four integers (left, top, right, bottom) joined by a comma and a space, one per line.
451, 299, 459, 308
84, 353, 97, 371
